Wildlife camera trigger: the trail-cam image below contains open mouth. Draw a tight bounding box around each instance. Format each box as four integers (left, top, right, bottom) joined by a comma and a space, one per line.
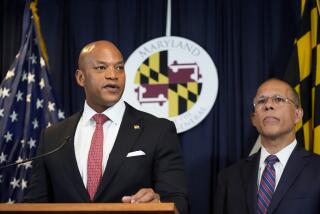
103, 84, 120, 92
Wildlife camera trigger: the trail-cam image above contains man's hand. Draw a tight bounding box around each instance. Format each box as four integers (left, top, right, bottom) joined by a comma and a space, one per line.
122, 188, 161, 203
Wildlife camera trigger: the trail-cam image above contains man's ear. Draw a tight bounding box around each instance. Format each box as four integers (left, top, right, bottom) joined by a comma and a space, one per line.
251, 111, 257, 127
75, 69, 85, 87
294, 107, 303, 124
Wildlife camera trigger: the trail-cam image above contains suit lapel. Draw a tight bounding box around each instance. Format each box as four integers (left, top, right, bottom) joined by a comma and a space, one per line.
60, 112, 90, 201
95, 105, 143, 199
268, 147, 308, 213
243, 152, 260, 214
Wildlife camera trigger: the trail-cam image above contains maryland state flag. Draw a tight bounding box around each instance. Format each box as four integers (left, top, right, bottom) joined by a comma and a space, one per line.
134, 51, 202, 117
284, 0, 320, 153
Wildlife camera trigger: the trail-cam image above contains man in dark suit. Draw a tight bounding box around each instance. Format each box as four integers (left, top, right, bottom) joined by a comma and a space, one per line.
24, 40, 188, 214
214, 78, 320, 214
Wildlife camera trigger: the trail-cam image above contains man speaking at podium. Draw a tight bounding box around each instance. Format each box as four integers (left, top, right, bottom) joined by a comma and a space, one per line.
24, 40, 188, 214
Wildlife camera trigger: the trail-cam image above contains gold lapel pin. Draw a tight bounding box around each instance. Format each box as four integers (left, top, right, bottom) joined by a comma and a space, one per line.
133, 124, 140, 129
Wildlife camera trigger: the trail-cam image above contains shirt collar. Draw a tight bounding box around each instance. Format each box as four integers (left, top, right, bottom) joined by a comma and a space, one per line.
260, 139, 297, 167
82, 100, 126, 125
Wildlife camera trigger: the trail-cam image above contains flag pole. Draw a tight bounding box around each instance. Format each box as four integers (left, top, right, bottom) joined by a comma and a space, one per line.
29, 0, 49, 68
166, 0, 171, 36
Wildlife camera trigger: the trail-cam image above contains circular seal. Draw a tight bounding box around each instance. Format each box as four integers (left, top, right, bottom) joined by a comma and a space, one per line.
124, 36, 218, 133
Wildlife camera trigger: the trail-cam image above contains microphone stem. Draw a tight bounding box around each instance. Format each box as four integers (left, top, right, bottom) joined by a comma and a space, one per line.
0, 136, 70, 170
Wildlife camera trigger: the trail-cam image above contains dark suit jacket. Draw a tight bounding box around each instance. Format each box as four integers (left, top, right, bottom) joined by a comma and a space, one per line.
214, 145, 320, 214
24, 103, 188, 214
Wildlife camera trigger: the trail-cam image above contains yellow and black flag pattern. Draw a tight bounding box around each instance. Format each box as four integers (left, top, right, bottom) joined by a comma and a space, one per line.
134, 51, 202, 117
284, 0, 320, 153
134, 51, 169, 84
168, 82, 202, 117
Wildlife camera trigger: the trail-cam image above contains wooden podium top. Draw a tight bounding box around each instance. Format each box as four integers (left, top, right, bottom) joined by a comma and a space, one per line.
0, 203, 178, 214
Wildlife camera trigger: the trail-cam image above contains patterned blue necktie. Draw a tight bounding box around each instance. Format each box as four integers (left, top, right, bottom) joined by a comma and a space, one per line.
257, 155, 279, 214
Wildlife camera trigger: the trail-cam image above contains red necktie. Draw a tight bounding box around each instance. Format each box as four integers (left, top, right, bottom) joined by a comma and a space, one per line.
87, 113, 108, 200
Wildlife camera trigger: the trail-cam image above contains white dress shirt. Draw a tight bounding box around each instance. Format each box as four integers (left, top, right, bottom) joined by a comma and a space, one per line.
74, 100, 126, 188
258, 139, 297, 190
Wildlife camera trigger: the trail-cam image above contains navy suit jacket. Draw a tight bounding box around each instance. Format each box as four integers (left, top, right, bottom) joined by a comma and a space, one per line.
24, 103, 189, 214
214, 145, 320, 214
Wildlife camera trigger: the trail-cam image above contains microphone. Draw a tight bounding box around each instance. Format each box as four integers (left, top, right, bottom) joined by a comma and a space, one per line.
0, 136, 71, 170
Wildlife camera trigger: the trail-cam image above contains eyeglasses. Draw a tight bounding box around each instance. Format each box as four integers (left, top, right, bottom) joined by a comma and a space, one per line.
253, 95, 298, 110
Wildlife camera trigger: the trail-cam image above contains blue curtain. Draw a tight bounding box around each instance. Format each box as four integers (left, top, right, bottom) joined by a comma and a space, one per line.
1, 0, 300, 213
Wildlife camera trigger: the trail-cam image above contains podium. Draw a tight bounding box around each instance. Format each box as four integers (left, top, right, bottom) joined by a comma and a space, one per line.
0, 203, 178, 214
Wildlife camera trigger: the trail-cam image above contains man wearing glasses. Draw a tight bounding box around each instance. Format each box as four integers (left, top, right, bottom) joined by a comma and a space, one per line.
214, 78, 320, 214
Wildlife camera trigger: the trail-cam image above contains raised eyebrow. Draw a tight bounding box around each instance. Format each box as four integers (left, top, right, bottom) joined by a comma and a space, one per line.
272, 94, 286, 98
94, 61, 108, 65
95, 60, 124, 65
256, 95, 267, 100
257, 94, 284, 98
114, 61, 125, 66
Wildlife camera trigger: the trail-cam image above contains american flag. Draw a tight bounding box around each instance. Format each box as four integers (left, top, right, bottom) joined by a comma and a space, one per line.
0, 1, 65, 203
